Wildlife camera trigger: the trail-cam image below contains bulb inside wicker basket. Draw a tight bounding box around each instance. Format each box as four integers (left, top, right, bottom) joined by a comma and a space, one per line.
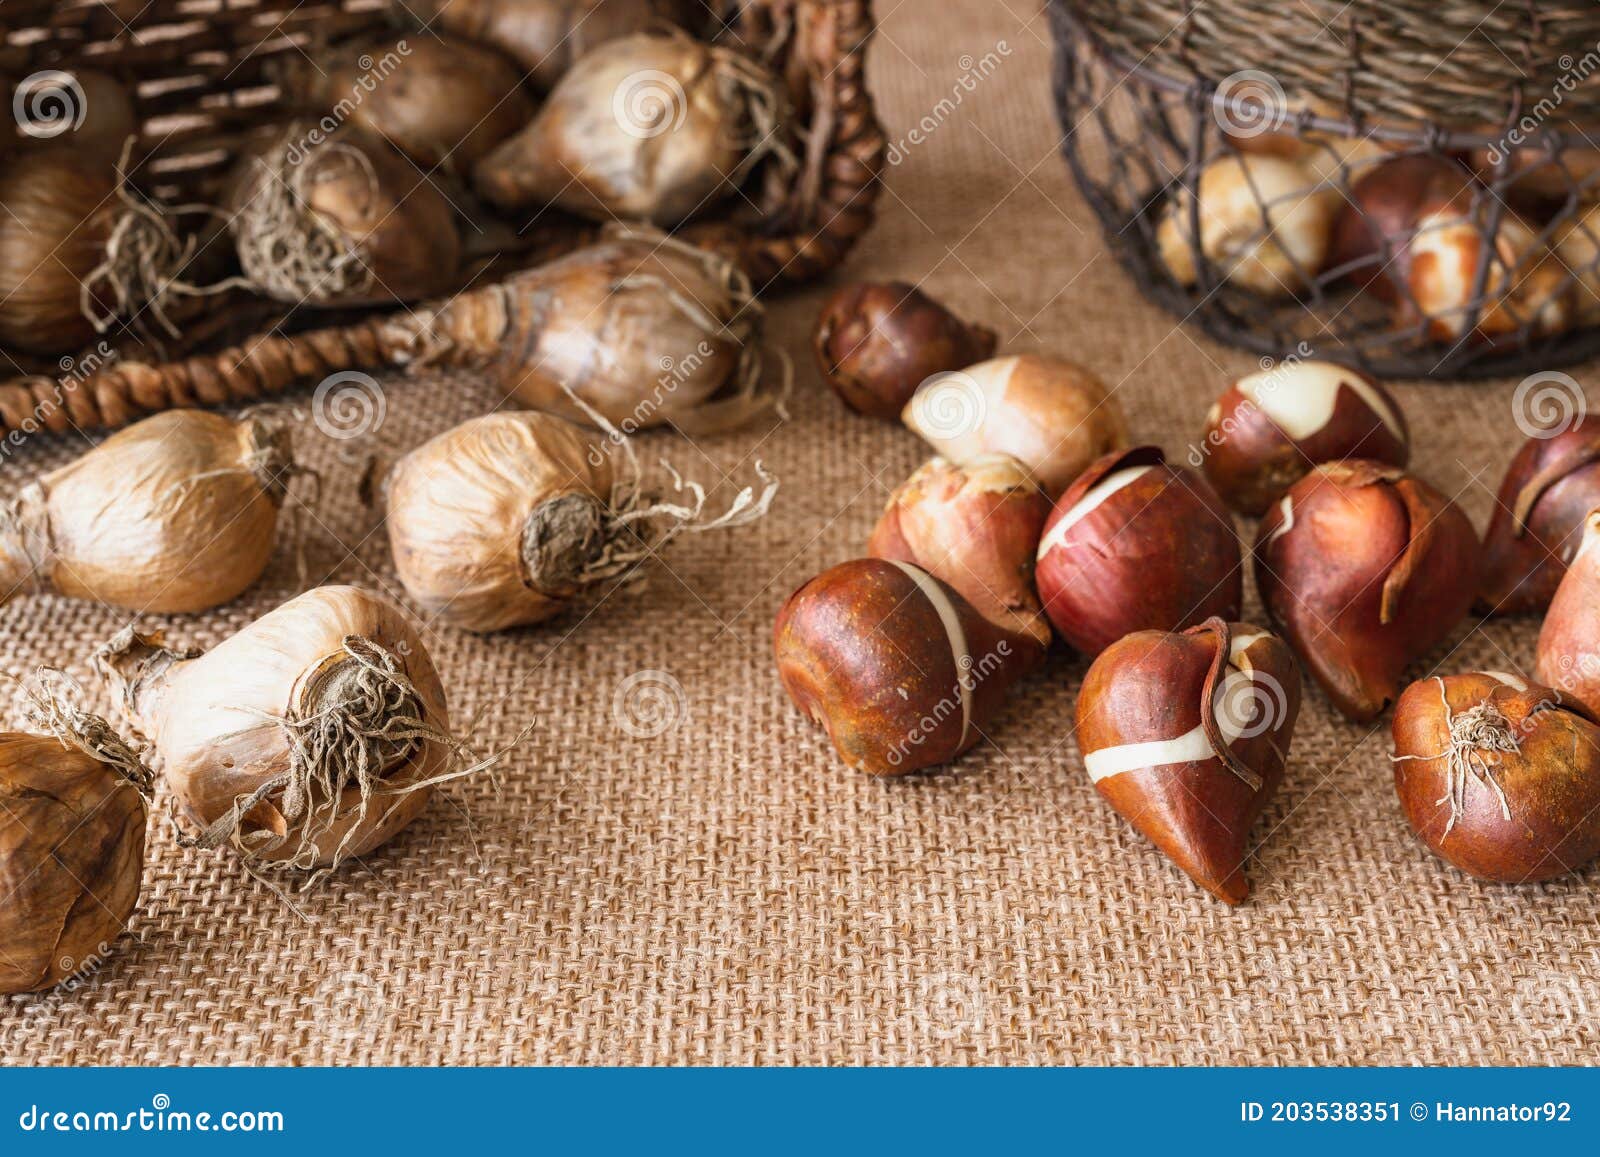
1051, 0, 1600, 379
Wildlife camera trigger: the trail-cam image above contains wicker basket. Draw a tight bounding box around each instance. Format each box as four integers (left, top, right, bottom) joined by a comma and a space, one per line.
0, 0, 883, 434
1051, 0, 1600, 379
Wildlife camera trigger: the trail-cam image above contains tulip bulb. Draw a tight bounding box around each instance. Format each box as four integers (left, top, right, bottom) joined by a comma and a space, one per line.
1200, 359, 1409, 516
385, 411, 777, 633
1156, 155, 1338, 297
1076, 619, 1301, 904
96, 586, 480, 874
1478, 419, 1600, 615
774, 558, 1032, 776
812, 281, 997, 420
868, 454, 1051, 658
901, 354, 1128, 498
1254, 461, 1479, 721
1036, 446, 1242, 656
1327, 155, 1475, 295
1535, 510, 1600, 718
1403, 208, 1571, 341
1554, 204, 1600, 324
1392, 671, 1600, 882
0, 673, 150, 994
0, 409, 303, 614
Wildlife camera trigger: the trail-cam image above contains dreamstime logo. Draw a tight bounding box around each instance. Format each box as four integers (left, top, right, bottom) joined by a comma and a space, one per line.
1512, 370, 1587, 439
884, 41, 1012, 165
1536, 651, 1600, 718
14, 71, 86, 139
311, 970, 388, 1045
1483, 41, 1600, 170
1186, 342, 1314, 468
907, 370, 986, 440
912, 972, 985, 1041
311, 371, 386, 440
1215, 669, 1290, 742
282, 41, 412, 164
1212, 70, 1288, 140
18, 941, 115, 1020
612, 69, 687, 139
1509, 970, 1596, 1027
612, 669, 686, 739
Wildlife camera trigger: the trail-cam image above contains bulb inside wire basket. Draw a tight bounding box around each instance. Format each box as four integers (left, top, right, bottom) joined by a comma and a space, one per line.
1051, 1, 1600, 379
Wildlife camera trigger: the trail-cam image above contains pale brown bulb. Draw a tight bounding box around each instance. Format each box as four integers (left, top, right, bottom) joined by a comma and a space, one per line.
0, 409, 295, 614
386, 412, 614, 633
97, 585, 453, 872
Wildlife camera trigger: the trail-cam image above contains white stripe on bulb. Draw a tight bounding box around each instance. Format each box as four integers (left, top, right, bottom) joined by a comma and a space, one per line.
1236, 361, 1406, 445
1083, 632, 1266, 785
1035, 465, 1156, 562
1482, 670, 1528, 691
1265, 495, 1295, 544
886, 560, 973, 747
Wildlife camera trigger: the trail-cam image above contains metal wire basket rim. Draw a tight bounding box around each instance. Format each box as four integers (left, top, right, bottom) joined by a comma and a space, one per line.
1062, 10, 1600, 155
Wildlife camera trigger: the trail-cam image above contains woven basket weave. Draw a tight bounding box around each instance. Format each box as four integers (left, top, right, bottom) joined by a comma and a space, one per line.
0, 0, 883, 434
1052, 0, 1600, 379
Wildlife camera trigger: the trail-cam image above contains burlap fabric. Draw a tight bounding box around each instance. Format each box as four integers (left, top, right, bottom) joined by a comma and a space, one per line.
3, 0, 1598, 1066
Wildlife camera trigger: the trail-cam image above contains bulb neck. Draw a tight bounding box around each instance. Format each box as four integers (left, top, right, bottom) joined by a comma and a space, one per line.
521, 491, 609, 597
242, 412, 297, 501
0, 485, 50, 599
91, 627, 197, 734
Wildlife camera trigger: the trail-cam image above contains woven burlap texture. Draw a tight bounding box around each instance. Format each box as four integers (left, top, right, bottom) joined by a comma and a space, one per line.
3, 0, 1598, 1066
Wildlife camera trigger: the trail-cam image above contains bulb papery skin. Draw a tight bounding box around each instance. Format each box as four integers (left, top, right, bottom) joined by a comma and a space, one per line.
1536, 511, 1600, 718
387, 412, 614, 632
414, 0, 694, 92
473, 32, 786, 225
1075, 620, 1301, 904
0, 149, 119, 355
1254, 460, 1479, 722
1201, 360, 1410, 517
0, 410, 289, 614
285, 35, 534, 171
101, 586, 449, 868
1035, 446, 1243, 656
1403, 209, 1571, 341
867, 454, 1051, 659
0, 733, 145, 994
1479, 420, 1600, 615
1392, 672, 1600, 882
774, 558, 1031, 776
1156, 155, 1337, 296
476, 236, 755, 430
901, 355, 1128, 498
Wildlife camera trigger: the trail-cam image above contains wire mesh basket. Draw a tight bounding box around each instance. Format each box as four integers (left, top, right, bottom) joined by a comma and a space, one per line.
1051, 0, 1600, 379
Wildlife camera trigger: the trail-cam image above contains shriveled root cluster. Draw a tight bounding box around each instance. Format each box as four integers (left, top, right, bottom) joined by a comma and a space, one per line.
82, 142, 240, 344
231, 138, 375, 305
1393, 678, 1517, 838
538, 383, 780, 596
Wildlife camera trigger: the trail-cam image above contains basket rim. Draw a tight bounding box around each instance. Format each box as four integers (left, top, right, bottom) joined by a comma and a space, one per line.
1056, 0, 1600, 149
1059, 8, 1600, 153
